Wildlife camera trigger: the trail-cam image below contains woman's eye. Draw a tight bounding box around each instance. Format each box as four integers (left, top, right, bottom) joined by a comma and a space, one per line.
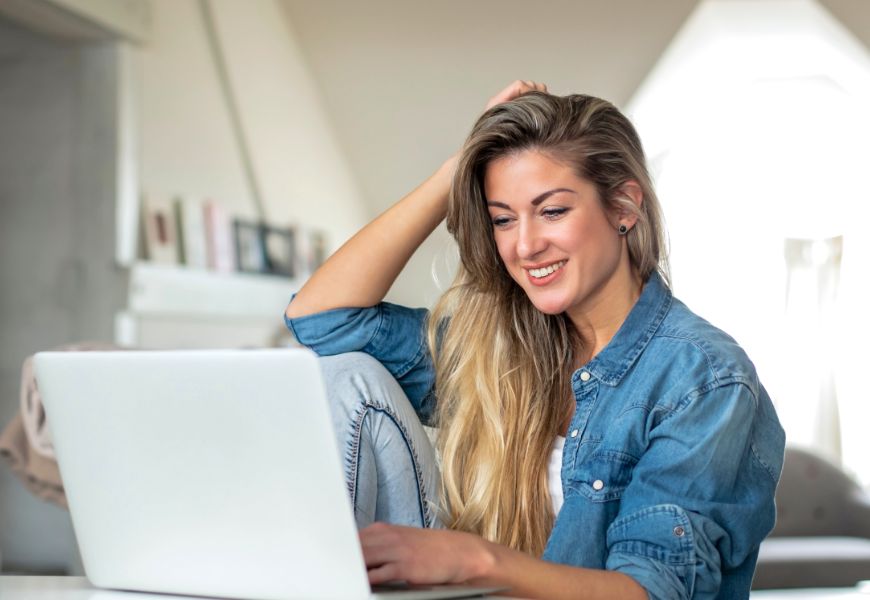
491, 216, 512, 228
542, 208, 568, 220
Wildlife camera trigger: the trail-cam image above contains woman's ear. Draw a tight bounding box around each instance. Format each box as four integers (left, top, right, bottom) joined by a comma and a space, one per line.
611, 180, 643, 232
620, 181, 644, 210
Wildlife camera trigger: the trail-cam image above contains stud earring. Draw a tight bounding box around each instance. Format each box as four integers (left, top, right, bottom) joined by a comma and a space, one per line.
618, 224, 628, 235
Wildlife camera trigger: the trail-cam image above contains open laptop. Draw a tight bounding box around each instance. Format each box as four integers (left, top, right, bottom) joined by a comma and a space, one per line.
34, 349, 503, 600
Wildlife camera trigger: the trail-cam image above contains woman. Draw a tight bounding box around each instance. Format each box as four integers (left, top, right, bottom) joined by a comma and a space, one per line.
284, 81, 785, 599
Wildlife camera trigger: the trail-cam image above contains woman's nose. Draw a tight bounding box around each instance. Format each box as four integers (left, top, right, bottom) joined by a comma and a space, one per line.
516, 220, 547, 259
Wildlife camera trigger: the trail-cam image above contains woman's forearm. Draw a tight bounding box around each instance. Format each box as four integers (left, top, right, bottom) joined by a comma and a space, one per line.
475, 541, 647, 600
285, 155, 457, 319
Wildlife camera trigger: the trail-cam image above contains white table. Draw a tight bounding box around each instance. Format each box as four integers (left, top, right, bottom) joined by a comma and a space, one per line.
5, 575, 870, 599
0, 576, 523, 599
1, 576, 164, 599
751, 588, 870, 599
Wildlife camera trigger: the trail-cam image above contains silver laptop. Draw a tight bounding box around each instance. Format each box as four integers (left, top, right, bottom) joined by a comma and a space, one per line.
34, 349, 503, 600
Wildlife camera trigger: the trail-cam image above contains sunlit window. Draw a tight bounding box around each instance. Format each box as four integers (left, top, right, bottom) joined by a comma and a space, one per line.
627, 0, 870, 483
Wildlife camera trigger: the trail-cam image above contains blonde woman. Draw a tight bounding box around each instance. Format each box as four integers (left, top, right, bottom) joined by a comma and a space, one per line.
284, 81, 785, 599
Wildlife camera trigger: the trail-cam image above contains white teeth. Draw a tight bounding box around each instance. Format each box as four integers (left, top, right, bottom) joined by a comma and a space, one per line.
528, 260, 566, 278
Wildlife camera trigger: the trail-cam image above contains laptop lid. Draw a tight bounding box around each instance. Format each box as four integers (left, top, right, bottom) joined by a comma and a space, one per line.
35, 349, 373, 600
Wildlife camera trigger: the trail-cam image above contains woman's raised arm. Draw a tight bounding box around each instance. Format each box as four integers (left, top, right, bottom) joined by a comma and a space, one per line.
285, 80, 547, 320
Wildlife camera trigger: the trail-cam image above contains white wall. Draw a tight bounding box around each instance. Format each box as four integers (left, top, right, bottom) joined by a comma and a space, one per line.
139, 0, 368, 250
138, 0, 254, 219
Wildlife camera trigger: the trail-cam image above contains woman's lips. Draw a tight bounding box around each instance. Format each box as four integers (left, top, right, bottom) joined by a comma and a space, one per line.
524, 261, 566, 287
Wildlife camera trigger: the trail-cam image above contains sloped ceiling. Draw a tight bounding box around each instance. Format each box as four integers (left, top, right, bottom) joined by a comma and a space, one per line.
279, 0, 870, 305
279, 0, 697, 216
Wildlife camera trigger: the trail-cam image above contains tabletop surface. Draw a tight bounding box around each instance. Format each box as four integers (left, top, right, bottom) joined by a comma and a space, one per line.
3, 576, 870, 599
0, 576, 528, 600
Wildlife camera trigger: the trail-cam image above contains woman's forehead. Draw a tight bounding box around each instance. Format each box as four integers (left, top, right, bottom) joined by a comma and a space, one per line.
483, 151, 593, 204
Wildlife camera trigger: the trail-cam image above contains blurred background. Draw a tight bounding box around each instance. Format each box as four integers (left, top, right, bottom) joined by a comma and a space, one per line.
1, 0, 869, 584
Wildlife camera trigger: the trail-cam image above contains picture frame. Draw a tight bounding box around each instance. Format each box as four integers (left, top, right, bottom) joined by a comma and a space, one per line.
307, 229, 327, 274
261, 225, 297, 278
232, 219, 267, 274
295, 227, 329, 279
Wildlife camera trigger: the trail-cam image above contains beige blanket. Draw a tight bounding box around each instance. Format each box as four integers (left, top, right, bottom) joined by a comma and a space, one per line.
0, 342, 124, 509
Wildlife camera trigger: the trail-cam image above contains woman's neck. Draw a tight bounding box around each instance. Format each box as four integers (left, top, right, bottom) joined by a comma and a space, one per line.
568, 267, 643, 365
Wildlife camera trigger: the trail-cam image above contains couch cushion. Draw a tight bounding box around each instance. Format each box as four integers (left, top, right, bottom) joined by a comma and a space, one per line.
754, 537, 870, 589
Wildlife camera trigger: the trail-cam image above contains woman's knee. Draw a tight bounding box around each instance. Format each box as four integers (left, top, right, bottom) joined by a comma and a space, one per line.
318, 351, 391, 385
315, 352, 441, 528
317, 352, 407, 413
318, 352, 397, 401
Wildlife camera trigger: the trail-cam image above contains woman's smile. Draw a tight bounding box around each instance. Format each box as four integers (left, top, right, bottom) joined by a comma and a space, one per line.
525, 259, 567, 285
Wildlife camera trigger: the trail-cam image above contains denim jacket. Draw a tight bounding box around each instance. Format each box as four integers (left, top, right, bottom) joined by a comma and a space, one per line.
285, 273, 785, 599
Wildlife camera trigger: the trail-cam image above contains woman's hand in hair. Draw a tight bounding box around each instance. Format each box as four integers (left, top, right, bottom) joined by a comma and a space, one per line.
485, 80, 548, 111
360, 522, 496, 586
284, 80, 544, 320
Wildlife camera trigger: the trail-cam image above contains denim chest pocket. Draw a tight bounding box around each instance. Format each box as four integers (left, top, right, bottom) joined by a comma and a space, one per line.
569, 449, 638, 503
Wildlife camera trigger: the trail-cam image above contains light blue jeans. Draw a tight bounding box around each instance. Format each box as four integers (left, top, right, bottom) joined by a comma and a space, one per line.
319, 352, 443, 530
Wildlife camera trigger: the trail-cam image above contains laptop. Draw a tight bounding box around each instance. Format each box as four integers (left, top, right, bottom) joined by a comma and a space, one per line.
34, 349, 503, 600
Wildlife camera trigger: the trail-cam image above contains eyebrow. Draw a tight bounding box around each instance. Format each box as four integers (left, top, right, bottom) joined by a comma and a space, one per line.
486, 188, 575, 210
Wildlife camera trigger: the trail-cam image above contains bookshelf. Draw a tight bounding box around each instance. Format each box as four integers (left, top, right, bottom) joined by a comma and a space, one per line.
115, 262, 301, 348
127, 262, 300, 318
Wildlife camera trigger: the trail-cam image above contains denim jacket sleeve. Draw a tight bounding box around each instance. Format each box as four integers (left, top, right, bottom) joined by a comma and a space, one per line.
284, 298, 437, 424
605, 381, 785, 599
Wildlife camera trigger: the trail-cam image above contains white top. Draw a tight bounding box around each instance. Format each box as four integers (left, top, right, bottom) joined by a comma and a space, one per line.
549, 435, 566, 515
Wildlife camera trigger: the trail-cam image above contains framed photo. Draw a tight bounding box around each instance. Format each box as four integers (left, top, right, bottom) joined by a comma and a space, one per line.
295, 227, 329, 278
307, 230, 327, 273
261, 225, 297, 278
233, 219, 267, 274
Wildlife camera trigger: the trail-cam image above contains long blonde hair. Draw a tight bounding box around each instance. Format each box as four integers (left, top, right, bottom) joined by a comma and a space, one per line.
427, 92, 667, 556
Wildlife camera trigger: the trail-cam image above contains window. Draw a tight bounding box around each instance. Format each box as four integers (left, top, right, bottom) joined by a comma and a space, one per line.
628, 0, 870, 483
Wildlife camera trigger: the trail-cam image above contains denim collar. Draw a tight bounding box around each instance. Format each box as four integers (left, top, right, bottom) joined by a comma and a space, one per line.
574, 271, 672, 387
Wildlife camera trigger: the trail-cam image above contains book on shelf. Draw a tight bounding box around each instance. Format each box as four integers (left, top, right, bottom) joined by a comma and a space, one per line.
204, 200, 236, 273
141, 192, 180, 265
174, 196, 208, 270
141, 192, 324, 284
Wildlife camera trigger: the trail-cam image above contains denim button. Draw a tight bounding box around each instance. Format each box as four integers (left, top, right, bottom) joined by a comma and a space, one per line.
592, 479, 604, 491
673, 526, 685, 537
570, 429, 579, 438
580, 371, 591, 382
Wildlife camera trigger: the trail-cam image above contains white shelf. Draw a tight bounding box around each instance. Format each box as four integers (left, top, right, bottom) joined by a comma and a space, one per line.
127, 262, 301, 320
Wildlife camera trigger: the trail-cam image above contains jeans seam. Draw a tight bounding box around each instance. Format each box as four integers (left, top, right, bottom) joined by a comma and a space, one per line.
347, 403, 366, 511
347, 401, 432, 528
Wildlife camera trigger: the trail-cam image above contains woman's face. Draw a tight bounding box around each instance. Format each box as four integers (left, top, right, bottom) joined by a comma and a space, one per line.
484, 150, 636, 323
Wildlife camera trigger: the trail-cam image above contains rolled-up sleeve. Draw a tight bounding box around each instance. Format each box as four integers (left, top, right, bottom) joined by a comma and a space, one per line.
605, 381, 785, 599
284, 297, 436, 423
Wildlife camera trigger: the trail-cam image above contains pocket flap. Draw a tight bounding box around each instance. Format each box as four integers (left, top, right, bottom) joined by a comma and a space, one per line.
570, 449, 637, 502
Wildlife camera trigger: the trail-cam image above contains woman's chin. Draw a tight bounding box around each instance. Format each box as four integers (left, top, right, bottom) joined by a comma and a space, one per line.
529, 297, 568, 315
